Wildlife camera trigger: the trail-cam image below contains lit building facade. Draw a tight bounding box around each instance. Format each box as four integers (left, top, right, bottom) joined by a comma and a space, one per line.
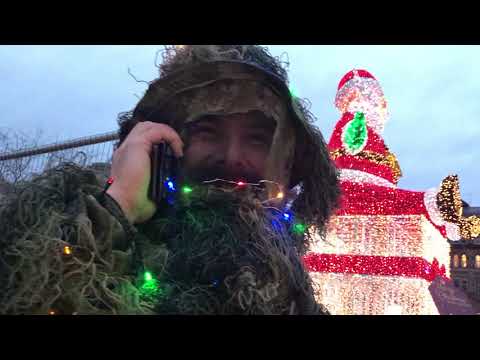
449, 205, 480, 304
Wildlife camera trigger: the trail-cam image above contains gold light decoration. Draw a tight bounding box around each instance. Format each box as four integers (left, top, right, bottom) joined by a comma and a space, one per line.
330, 148, 402, 183
437, 175, 463, 224
459, 215, 480, 240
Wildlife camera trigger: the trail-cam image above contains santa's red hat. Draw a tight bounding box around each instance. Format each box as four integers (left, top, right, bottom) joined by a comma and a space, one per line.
337, 69, 377, 91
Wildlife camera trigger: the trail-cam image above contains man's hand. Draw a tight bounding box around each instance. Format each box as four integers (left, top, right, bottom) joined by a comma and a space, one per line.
106, 121, 184, 224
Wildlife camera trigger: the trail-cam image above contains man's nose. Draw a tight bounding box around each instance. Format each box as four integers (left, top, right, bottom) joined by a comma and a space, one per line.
223, 140, 246, 171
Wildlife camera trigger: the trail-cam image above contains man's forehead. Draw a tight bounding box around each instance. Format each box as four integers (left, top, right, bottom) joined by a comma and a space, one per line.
195, 111, 276, 129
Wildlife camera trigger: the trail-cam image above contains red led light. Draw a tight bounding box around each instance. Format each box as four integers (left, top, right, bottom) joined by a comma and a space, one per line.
303, 253, 448, 282
237, 181, 245, 186
331, 180, 450, 237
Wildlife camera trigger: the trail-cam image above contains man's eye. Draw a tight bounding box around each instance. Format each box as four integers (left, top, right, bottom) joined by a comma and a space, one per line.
192, 126, 218, 139
248, 134, 271, 147
197, 128, 215, 134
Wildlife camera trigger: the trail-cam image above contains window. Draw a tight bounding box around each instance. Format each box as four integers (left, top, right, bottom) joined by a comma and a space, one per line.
454, 280, 459, 287
475, 255, 480, 269
453, 254, 459, 268
462, 280, 468, 291
461, 254, 468, 268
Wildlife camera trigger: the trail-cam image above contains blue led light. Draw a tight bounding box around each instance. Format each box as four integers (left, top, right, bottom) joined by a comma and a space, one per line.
271, 219, 282, 232
164, 178, 176, 192
283, 213, 291, 221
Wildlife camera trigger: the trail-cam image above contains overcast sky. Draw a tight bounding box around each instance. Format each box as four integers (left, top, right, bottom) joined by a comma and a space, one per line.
0, 45, 478, 204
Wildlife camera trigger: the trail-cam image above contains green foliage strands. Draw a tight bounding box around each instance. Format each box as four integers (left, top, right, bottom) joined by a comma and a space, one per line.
342, 112, 368, 155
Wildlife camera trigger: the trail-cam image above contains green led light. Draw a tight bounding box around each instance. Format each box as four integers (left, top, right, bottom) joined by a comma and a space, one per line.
144, 271, 153, 282
289, 87, 298, 98
140, 271, 160, 298
182, 186, 193, 194
293, 223, 306, 234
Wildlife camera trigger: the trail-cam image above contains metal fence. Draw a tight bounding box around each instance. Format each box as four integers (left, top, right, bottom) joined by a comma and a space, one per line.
0, 131, 119, 185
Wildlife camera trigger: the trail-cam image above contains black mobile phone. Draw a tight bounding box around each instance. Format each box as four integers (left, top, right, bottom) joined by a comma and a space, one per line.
149, 142, 179, 206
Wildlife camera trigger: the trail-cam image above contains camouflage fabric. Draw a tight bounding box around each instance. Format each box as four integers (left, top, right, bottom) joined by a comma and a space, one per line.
0, 165, 153, 314
0, 164, 329, 315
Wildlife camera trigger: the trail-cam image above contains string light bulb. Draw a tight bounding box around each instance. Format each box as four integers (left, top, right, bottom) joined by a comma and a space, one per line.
63, 246, 71, 255
289, 86, 298, 98
276, 192, 284, 199
182, 186, 193, 194
293, 223, 306, 234
140, 270, 160, 298
144, 271, 153, 282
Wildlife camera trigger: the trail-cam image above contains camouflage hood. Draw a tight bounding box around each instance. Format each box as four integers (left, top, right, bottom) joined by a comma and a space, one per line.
119, 45, 340, 231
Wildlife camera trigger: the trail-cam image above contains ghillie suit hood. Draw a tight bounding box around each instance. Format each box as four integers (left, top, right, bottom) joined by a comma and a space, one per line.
119, 45, 339, 230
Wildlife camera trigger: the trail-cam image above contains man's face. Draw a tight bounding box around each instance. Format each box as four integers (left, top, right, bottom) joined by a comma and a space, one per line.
182, 111, 276, 184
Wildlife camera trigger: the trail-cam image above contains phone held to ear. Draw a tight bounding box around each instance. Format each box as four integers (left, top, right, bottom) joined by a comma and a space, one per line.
149, 142, 179, 206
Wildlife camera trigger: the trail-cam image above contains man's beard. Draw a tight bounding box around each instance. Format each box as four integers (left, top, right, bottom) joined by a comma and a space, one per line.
137, 185, 321, 315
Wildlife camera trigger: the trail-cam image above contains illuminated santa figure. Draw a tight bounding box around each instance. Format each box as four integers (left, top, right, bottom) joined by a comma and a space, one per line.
305, 69, 472, 315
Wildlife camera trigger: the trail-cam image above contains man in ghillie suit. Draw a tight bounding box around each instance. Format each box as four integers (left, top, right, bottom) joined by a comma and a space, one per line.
0, 45, 339, 315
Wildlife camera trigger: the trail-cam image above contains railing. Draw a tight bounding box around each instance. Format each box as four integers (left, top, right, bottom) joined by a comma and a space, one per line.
0, 131, 120, 184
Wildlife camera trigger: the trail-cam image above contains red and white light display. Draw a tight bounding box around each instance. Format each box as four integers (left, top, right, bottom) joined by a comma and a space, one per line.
306, 69, 461, 315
